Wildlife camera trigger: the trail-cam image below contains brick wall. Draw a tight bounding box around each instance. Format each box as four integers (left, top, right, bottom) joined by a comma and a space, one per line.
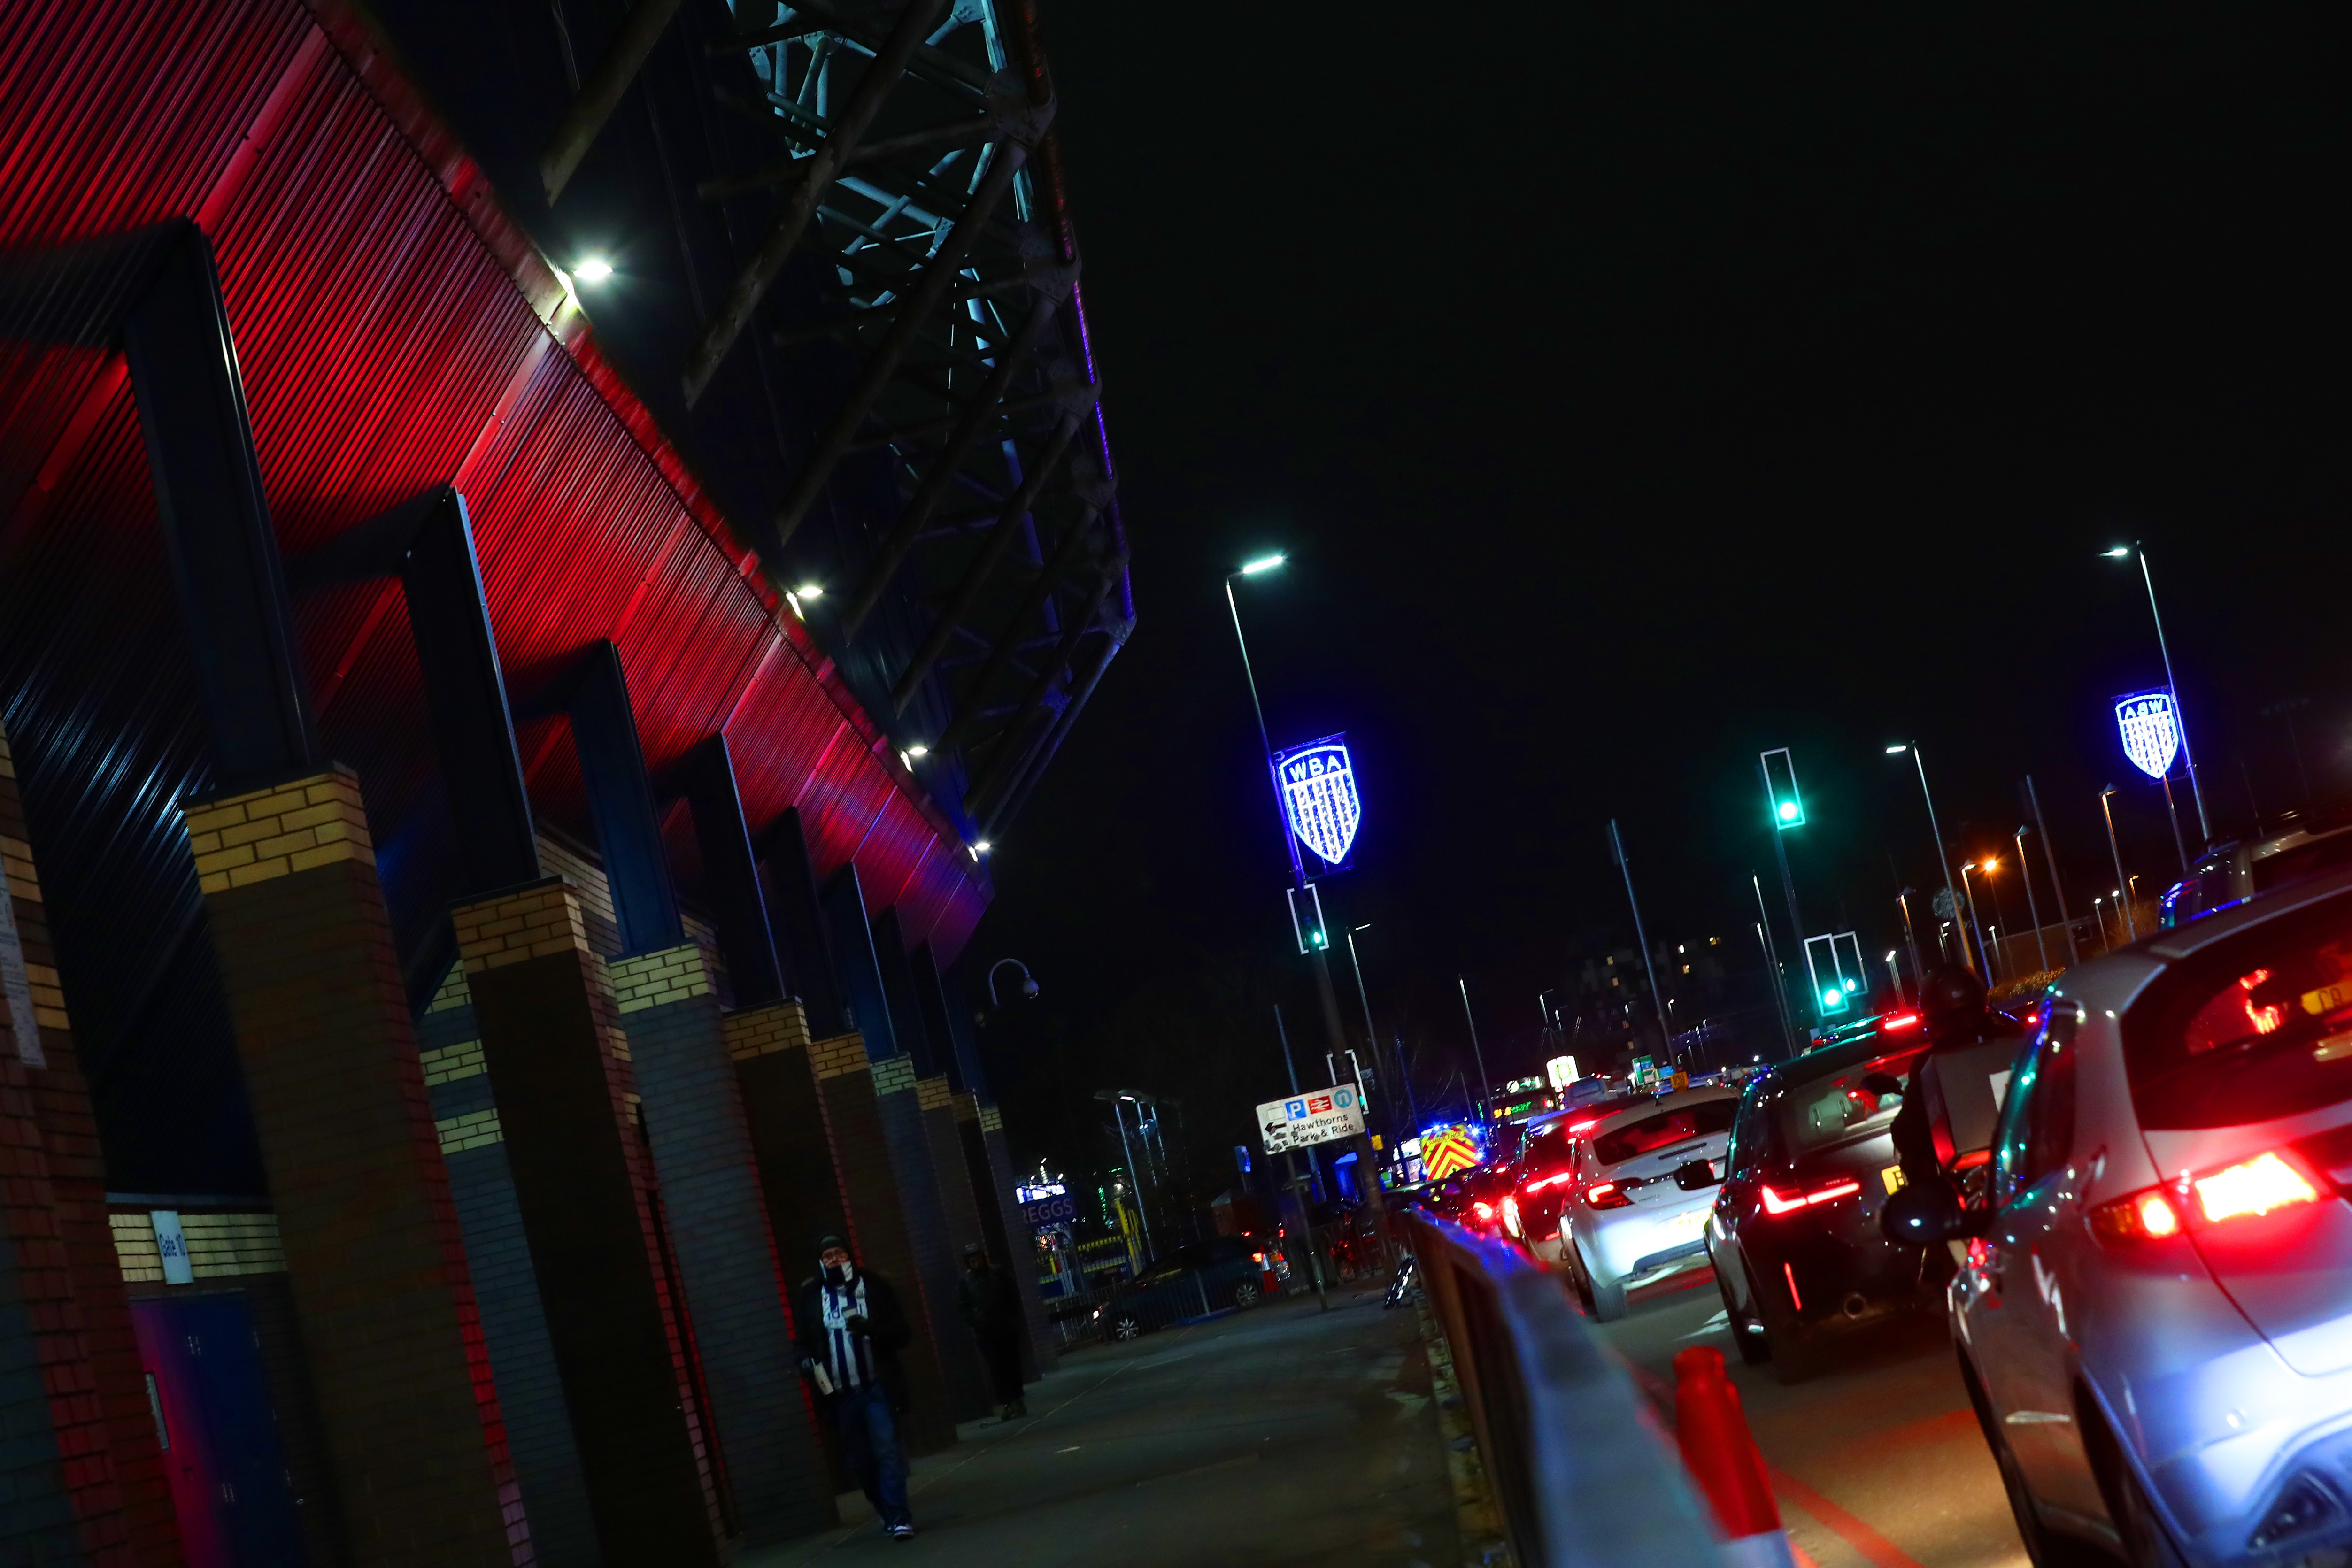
612, 944, 833, 1545
0, 720, 177, 1564
455, 879, 724, 1566
187, 767, 526, 1568
418, 973, 601, 1568
806, 1039, 956, 1455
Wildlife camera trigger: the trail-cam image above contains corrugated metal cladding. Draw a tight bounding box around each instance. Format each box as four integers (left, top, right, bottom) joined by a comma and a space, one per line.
0, 0, 988, 1191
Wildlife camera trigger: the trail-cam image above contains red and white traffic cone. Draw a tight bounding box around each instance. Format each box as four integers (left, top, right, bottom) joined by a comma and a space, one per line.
1673, 1345, 1797, 1568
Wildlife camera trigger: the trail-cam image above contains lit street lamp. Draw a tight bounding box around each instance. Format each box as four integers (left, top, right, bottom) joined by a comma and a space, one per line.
986, 957, 1039, 1006
2104, 545, 2209, 841
1887, 744, 1971, 978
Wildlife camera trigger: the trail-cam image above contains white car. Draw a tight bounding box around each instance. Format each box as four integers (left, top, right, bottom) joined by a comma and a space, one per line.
1560, 1088, 1741, 1320
1895, 863, 2352, 1566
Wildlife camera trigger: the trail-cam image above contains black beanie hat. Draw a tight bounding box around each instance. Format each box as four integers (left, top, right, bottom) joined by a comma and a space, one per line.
817, 1233, 851, 1261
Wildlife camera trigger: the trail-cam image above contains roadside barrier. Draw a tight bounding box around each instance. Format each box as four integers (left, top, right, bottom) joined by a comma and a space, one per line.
1673, 1346, 1798, 1568
1403, 1209, 1720, 1568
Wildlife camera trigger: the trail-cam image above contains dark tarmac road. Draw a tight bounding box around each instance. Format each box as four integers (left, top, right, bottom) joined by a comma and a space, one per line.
1591, 1266, 2031, 1568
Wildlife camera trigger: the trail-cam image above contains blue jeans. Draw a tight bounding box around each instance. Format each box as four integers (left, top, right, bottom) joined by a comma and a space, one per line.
833, 1381, 910, 1528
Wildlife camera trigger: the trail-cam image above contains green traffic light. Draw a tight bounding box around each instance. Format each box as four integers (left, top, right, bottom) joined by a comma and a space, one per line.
1777, 801, 1799, 822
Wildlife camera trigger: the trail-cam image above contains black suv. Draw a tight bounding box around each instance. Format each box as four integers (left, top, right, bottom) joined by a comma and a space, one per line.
1092, 1234, 1272, 1340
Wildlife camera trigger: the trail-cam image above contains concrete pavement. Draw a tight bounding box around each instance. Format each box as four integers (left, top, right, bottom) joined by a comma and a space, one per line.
741, 1284, 1458, 1566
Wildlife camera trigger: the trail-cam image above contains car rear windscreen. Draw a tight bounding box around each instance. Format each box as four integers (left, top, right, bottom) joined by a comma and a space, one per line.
1775, 1045, 1927, 1155
1593, 1100, 1735, 1166
2126, 890, 2352, 1130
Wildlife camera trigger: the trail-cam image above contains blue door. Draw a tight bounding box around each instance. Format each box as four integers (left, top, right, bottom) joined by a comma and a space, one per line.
132, 1293, 307, 1568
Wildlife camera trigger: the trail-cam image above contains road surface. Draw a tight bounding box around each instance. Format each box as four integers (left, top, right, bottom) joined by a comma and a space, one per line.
1593, 1268, 2031, 1568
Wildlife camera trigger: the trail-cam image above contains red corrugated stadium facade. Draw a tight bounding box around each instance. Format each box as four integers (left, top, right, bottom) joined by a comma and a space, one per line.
0, 0, 989, 958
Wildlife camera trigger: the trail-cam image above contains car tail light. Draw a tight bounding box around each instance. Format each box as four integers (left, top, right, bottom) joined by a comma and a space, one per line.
1524, 1171, 1575, 1194
2091, 1188, 2183, 1244
1251, 1252, 1265, 1264
1882, 1013, 1921, 1031
1759, 1177, 1862, 1216
1567, 1118, 1599, 1134
2195, 1151, 2321, 1222
1472, 1200, 1495, 1222
1585, 1182, 1634, 1210
1501, 1196, 1523, 1237
2091, 1149, 2327, 1247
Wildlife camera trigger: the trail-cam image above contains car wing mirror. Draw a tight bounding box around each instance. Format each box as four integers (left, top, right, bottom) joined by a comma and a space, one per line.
1673, 1158, 1723, 1191
1879, 1181, 1994, 1245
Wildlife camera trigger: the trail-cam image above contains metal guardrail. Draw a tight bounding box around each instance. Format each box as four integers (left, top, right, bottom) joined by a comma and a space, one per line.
1403, 1208, 1724, 1568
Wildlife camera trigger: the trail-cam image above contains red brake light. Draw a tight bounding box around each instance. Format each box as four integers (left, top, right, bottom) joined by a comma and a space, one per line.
1882, 1013, 1921, 1031
1251, 1252, 1265, 1264
1585, 1182, 1633, 1210
1472, 1200, 1495, 1221
2195, 1151, 2320, 1223
1525, 1171, 1575, 1193
1501, 1196, 1524, 1237
2092, 1149, 2326, 1246
1759, 1177, 1862, 1216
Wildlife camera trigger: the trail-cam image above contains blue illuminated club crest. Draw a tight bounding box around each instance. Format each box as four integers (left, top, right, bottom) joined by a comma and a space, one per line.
2114, 690, 2180, 780
1275, 735, 1362, 867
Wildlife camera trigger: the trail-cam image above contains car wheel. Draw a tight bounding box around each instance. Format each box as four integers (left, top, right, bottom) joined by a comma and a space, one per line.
1232, 1281, 1262, 1309
1110, 1314, 1143, 1341
1748, 1261, 1815, 1385
1716, 1260, 1771, 1365
1959, 1354, 2107, 1568
1580, 1245, 1628, 1322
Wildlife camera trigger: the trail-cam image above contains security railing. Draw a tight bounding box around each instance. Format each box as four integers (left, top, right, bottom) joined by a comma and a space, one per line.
1403, 1208, 1724, 1568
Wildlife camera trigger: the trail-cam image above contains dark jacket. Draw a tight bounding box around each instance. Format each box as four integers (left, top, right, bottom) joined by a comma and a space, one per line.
953, 1263, 1023, 1340
793, 1266, 912, 1412
1893, 1015, 2027, 1200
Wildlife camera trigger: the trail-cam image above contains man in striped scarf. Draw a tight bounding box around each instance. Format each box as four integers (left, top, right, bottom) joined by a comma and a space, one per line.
794, 1233, 917, 1539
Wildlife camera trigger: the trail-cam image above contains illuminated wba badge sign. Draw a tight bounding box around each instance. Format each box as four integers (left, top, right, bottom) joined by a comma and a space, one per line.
2114, 690, 2180, 780
1275, 735, 1361, 867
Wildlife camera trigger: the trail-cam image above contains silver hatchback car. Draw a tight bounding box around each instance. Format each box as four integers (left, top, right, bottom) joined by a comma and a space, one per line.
1914, 865, 2352, 1567
1559, 1087, 1740, 1321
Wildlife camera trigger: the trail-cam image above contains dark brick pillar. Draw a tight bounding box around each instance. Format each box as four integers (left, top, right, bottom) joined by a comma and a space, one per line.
416, 979, 601, 1568
183, 768, 525, 1567
727, 1003, 841, 1261
0, 1047, 131, 1564
917, 1076, 997, 1388
1, 722, 181, 1565
803, 1033, 957, 1454
452, 880, 724, 1567
963, 1096, 1058, 1374
870, 1060, 989, 1423
609, 944, 833, 1544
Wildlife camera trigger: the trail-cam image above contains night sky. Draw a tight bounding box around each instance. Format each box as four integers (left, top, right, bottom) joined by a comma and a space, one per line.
959, 10, 2349, 1174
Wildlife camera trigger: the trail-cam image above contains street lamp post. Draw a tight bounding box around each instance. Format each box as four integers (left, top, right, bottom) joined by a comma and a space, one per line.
1096, 1090, 1154, 1266
1457, 977, 1493, 1124
2024, 775, 2082, 968
2013, 830, 2051, 973
1896, 889, 1926, 1007
1225, 556, 1355, 1060
2099, 786, 2137, 940
1958, 862, 1994, 984
1887, 744, 1970, 976
2105, 546, 2209, 842
1607, 820, 1674, 1049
